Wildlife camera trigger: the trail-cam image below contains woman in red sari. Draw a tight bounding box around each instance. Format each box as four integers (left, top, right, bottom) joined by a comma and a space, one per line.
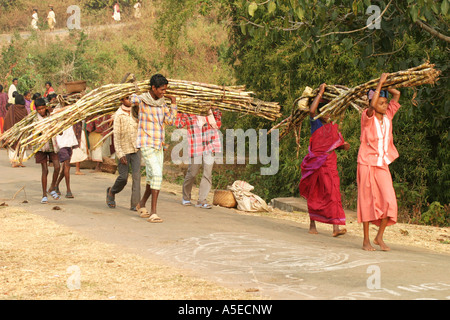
299, 83, 350, 237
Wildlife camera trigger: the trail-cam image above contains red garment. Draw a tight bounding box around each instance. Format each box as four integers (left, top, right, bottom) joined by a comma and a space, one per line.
175, 110, 222, 157
299, 123, 346, 225
44, 87, 55, 98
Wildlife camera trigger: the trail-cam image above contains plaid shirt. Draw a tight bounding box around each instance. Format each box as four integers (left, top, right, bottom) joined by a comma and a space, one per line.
131, 94, 177, 150
113, 107, 139, 159
175, 110, 222, 157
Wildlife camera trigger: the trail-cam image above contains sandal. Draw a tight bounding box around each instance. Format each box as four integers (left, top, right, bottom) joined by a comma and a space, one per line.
65, 192, 74, 199
106, 187, 116, 208
41, 196, 48, 204
137, 206, 150, 218
196, 203, 212, 209
55, 187, 61, 196
147, 213, 163, 223
49, 190, 60, 200
182, 200, 192, 206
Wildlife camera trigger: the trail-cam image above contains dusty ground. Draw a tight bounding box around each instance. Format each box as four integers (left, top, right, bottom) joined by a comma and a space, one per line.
0, 204, 258, 300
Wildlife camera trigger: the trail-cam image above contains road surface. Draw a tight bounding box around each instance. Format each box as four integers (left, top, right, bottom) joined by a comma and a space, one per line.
0, 151, 449, 300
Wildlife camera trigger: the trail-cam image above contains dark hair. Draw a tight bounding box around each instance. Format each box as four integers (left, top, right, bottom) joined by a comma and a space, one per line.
24, 91, 31, 97
45, 81, 52, 87
12, 78, 18, 82
317, 101, 329, 114
149, 74, 168, 89
0, 85, 3, 92
47, 93, 57, 100
12, 91, 18, 98
35, 98, 46, 108
15, 94, 25, 105
32, 92, 42, 100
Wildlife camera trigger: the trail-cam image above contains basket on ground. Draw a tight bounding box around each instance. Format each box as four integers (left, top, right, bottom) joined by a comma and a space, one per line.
213, 190, 237, 208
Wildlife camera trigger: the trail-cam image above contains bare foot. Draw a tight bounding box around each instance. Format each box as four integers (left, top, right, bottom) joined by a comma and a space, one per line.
75, 171, 85, 175
373, 238, 390, 251
333, 228, 347, 237
362, 240, 376, 251
309, 221, 318, 234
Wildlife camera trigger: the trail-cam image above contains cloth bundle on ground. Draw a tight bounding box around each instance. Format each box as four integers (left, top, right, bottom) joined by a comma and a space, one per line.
228, 180, 272, 212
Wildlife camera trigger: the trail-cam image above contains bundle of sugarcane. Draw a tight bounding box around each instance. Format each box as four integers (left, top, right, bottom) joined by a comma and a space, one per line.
166, 79, 282, 121
0, 77, 282, 162
271, 61, 441, 140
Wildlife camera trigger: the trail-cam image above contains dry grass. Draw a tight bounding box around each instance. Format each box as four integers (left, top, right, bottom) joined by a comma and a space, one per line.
0, 206, 257, 300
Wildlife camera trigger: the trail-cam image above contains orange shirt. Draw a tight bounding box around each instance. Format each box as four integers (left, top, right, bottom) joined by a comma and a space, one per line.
357, 100, 401, 167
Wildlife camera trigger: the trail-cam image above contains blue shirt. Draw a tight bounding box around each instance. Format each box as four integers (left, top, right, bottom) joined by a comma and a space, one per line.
310, 117, 323, 135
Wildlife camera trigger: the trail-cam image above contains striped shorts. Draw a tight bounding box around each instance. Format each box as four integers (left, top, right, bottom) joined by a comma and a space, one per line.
141, 147, 164, 190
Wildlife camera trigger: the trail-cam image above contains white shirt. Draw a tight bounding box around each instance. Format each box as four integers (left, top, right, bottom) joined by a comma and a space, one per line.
8, 84, 17, 103
47, 11, 56, 23
56, 127, 78, 148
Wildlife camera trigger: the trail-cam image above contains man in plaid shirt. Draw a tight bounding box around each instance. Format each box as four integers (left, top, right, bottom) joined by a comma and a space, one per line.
131, 74, 177, 223
176, 108, 222, 209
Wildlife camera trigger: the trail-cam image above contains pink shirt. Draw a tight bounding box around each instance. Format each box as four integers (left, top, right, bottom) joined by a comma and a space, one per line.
357, 100, 401, 167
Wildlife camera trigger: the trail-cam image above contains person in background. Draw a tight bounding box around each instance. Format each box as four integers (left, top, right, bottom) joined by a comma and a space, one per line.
134, 1, 142, 19
86, 115, 112, 172
24, 91, 32, 114
112, 2, 121, 22
44, 82, 55, 98
8, 78, 18, 104
30, 92, 42, 112
0, 85, 8, 134
31, 9, 39, 30
70, 120, 88, 175
3, 94, 28, 167
47, 7, 56, 31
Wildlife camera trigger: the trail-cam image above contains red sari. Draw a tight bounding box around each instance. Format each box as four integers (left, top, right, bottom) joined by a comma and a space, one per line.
299, 122, 346, 225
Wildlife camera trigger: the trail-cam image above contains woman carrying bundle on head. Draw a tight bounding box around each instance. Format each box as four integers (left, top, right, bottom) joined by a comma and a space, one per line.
357, 73, 401, 252
299, 83, 350, 237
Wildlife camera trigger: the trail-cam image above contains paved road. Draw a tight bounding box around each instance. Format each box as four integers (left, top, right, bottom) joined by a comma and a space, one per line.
1, 151, 449, 300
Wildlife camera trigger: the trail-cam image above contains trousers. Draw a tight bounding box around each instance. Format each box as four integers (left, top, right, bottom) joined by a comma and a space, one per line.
182, 153, 214, 205
110, 151, 141, 209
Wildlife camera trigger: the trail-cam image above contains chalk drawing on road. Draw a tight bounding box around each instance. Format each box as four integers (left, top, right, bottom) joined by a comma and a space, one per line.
152, 232, 382, 274
150, 232, 394, 298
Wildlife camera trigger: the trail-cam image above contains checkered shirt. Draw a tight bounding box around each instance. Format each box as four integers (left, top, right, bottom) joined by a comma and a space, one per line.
175, 110, 222, 158
131, 94, 178, 150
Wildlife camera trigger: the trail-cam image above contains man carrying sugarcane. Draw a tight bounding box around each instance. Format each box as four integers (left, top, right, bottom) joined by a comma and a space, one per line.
175, 107, 222, 209
131, 74, 177, 223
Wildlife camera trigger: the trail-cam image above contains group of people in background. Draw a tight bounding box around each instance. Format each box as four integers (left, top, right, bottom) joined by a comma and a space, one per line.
30, 6, 56, 31
29, 2, 143, 30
